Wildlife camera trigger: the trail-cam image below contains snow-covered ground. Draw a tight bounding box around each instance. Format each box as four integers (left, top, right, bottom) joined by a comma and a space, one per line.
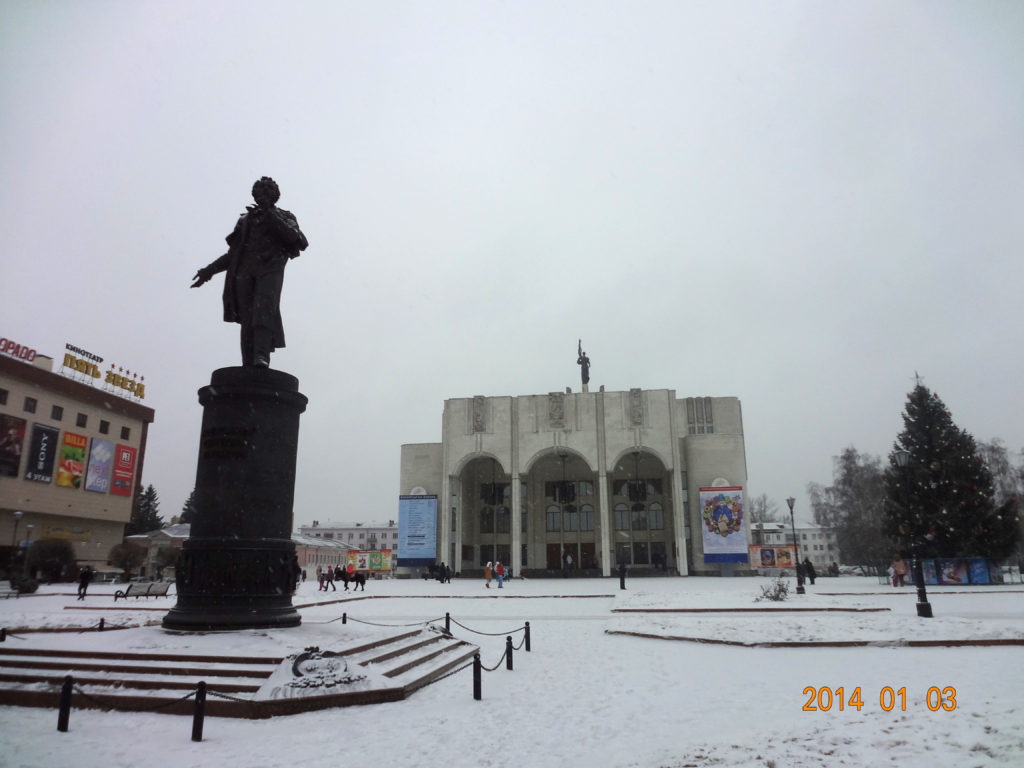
1, 575, 1022, 768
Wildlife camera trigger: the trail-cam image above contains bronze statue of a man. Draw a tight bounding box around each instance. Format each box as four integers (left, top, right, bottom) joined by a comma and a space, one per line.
191, 177, 308, 367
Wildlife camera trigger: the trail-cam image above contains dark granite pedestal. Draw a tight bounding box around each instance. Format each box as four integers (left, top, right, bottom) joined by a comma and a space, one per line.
163, 367, 307, 631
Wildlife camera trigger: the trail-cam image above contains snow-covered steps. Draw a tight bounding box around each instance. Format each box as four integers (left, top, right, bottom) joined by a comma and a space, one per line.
0, 626, 477, 718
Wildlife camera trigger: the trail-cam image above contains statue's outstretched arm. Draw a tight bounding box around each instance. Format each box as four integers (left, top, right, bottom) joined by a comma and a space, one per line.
190, 252, 230, 288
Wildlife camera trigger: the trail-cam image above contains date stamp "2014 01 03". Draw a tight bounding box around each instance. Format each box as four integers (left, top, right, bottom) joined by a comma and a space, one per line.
802, 686, 957, 712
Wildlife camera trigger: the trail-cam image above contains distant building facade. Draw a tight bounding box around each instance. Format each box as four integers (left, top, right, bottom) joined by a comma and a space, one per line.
127, 524, 357, 580
1, 345, 154, 571
297, 520, 399, 552
400, 388, 749, 577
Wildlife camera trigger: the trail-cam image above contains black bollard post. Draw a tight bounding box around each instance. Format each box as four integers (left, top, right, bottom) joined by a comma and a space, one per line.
98, 618, 104, 632
445, 612, 451, 633
57, 675, 73, 732
342, 612, 347, 625
524, 621, 531, 652
506, 636, 513, 671
1, 628, 6, 642
473, 653, 481, 700
192, 681, 207, 742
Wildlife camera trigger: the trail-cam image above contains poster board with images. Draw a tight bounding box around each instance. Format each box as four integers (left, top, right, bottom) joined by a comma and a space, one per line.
749, 545, 796, 569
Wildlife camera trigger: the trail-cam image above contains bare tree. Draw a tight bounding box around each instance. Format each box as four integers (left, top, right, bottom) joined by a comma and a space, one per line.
748, 494, 781, 524
108, 543, 144, 580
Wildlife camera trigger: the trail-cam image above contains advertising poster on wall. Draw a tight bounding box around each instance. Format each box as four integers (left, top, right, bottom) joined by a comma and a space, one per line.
25, 423, 59, 483
699, 486, 749, 563
398, 495, 438, 566
42, 524, 92, 541
85, 437, 114, 493
111, 443, 137, 497
0, 414, 27, 477
56, 431, 88, 488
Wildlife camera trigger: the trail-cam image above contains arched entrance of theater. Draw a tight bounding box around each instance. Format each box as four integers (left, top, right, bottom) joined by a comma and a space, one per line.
523, 450, 600, 574
608, 449, 676, 572
454, 455, 512, 575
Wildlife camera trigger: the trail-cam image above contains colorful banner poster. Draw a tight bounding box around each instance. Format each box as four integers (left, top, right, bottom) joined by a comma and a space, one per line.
111, 443, 137, 497
398, 495, 438, 565
25, 423, 59, 483
699, 486, 748, 563
56, 431, 88, 488
0, 414, 27, 477
85, 437, 114, 493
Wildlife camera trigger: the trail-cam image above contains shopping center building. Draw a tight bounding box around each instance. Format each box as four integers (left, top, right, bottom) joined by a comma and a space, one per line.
1, 339, 154, 573
399, 387, 749, 577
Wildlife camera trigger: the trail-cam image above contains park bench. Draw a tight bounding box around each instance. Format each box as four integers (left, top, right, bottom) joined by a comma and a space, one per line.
0, 580, 18, 599
113, 581, 172, 601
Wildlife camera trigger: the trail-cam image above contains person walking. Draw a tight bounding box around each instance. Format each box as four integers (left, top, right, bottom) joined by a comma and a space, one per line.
325, 565, 337, 591
496, 561, 505, 588
617, 561, 627, 590
484, 561, 493, 588
77, 567, 93, 600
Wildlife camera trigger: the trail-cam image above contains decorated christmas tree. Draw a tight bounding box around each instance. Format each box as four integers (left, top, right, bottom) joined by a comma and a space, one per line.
884, 382, 1018, 558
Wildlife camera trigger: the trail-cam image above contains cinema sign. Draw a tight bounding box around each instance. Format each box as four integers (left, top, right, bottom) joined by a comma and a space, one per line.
62, 342, 146, 400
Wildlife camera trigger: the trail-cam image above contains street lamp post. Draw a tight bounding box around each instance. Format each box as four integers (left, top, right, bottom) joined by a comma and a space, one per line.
893, 449, 933, 618
786, 497, 805, 594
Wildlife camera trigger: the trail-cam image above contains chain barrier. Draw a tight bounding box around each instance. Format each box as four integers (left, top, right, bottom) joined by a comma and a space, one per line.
206, 689, 257, 705
448, 617, 526, 637
72, 683, 197, 713
511, 634, 527, 651
0, 629, 29, 640
345, 615, 445, 628
478, 648, 508, 672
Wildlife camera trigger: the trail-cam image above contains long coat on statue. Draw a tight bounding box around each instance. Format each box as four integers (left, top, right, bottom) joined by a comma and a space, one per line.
201, 205, 308, 351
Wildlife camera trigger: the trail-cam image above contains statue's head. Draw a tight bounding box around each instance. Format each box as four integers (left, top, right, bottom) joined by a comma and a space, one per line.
252, 176, 281, 206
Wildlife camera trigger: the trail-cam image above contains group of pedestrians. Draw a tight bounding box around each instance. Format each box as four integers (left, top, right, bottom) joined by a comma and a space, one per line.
315, 563, 366, 592
798, 558, 817, 585
888, 555, 909, 587
484, 561, 506, 588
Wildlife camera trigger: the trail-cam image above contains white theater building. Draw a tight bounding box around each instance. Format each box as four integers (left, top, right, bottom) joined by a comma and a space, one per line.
399, 388, 749, 577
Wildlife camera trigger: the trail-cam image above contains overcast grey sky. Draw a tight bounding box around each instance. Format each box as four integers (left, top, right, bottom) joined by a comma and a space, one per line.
3, 1, 1022, 527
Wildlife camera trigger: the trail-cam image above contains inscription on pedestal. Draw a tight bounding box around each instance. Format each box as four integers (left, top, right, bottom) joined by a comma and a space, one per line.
200, 426, 254, 460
